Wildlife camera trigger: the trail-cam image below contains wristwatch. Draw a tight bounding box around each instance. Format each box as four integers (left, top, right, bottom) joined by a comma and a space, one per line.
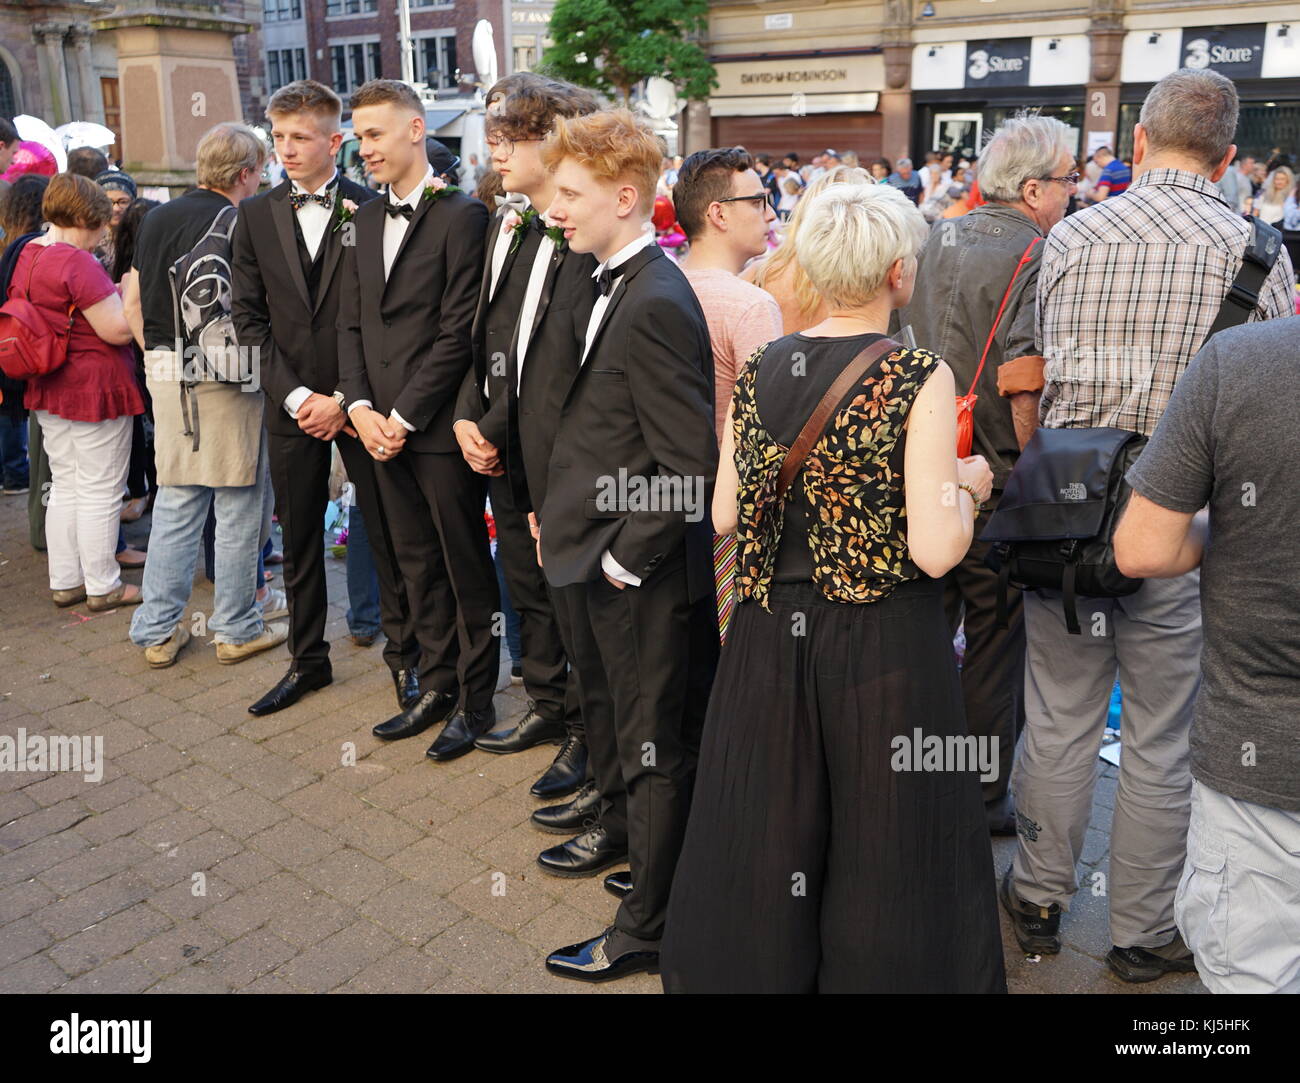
331, 390, 346, 410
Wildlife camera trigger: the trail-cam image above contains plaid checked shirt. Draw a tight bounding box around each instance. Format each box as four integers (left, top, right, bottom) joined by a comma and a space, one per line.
1036, 168, 1295, 435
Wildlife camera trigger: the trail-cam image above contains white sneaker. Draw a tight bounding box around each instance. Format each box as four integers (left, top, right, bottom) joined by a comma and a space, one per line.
259, 588, 288, 621
215, 622, 288, 665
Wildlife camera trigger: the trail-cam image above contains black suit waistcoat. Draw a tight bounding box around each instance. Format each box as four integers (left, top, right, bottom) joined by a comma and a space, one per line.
231, 175, 378, 439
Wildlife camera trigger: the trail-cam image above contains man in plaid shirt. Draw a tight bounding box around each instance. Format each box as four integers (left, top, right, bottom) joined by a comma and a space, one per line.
1001, 68, 1295, 984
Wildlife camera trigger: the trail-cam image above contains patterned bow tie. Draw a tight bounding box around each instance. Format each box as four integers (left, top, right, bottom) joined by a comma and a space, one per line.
287, 183, 335, 211
596, 266, 615, 296
385, 201, 414, 220
494, 192, 529, 210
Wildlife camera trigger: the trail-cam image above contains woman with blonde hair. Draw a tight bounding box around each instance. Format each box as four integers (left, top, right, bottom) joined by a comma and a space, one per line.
742, 165, 873, 333
662, 181, 1005, 993
1254, 165, 1294, 226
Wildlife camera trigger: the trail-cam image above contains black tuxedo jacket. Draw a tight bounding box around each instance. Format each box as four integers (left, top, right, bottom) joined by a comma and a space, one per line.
455, 204, 535, 452
337, 187, 488, 453
539, 244, 717, 602
232, 175, 377, 437
512, 244, 597, 512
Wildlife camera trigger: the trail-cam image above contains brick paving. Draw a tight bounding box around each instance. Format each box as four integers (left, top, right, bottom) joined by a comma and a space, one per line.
0, 492, 1202, 994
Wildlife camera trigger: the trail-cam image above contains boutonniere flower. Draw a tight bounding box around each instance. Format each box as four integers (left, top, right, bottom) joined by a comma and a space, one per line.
543, 223, 566, 249
422, 175, 462, 205
505, 207, 539, 254
332, 197, 358, 233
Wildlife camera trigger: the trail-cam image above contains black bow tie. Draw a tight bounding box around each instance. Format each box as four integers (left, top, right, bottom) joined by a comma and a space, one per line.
385, 201, 414, 220
530, 214, 548, 235
596, 266, 615, 296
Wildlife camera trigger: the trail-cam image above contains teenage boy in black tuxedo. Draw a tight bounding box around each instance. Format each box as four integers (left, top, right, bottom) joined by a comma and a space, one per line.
232, 80, 418, 717
535, 111, 719, 982
453, 77, 598, 802
335, 79, 499, 760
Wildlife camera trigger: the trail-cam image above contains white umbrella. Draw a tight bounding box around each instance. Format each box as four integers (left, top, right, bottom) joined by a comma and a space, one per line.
56, 121, 117, 153
14, 114, 67, 171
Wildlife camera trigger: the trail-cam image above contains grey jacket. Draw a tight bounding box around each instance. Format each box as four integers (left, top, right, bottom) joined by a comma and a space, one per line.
893, 202, 1044, 488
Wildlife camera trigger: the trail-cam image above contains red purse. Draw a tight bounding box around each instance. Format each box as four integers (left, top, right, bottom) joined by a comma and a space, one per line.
955, 235, 1042, 457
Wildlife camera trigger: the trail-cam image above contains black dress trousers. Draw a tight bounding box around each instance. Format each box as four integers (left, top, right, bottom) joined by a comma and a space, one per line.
553, 552, 696, 943
267, 426, 416, 675
375, 448, 500, 712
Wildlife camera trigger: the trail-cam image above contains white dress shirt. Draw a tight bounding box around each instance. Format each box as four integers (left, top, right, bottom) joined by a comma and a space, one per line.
283, 172, 339, 418
581, 228, 656, 587
348, 166, 434, 430
581, 229, 655, 363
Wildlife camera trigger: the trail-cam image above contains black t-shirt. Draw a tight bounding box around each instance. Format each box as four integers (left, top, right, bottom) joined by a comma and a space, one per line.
132, 188, 232, 351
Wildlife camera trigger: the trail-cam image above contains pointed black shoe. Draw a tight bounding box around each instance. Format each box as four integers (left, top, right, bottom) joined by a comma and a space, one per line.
392, 667, 420, 710
537, 825, 627, 878
426, 705, 497, 762
603, 870, 632, 899
531, 779, 601, 835
530, 734, 588, 798
248, 666, 332, 716
372, 689, 458, 741
545, 926, 659, 983
474, 705, 567, 754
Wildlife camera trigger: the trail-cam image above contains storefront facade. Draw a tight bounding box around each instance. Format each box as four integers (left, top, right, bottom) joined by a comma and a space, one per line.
1115, 19, 1300, 161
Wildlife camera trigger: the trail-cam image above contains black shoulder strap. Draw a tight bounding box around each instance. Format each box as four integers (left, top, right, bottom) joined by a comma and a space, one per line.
1204, 216, 1283, 343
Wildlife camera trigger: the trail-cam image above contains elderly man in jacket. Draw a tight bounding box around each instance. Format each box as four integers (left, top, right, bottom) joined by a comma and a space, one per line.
893, 111, 1077, 834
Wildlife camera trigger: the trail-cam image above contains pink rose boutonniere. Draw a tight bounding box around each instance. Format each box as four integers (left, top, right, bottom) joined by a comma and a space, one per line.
422, 175, 462, 205
332, 197, 358, 233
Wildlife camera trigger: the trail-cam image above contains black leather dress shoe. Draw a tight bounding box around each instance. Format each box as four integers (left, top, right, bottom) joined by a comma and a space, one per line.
392, 667, 420, 711
426, 705, 497, 762
537, 825, 627, 878
248, 666, 332, 716
545, 927, 659, 983
530, 734, 588, 798
603, 870, 632, 899
531, 779, 601, 835
372, 690, 458, 741
474, 706, 567, 754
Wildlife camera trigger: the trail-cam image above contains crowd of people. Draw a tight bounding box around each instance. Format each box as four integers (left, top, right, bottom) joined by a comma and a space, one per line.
0, 64, 1297, 994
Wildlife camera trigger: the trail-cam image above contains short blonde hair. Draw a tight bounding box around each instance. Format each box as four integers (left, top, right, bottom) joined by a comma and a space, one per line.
196, 122, 266, 191
751, 165, 872, 321
541, 110, 664, 215
795, 183, 928, 307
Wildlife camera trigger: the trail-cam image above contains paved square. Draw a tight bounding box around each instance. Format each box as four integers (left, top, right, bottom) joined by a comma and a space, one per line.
0, 495, 1202, 993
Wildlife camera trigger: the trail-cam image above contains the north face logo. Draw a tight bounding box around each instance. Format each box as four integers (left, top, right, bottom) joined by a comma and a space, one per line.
1059, 482, 1086, 501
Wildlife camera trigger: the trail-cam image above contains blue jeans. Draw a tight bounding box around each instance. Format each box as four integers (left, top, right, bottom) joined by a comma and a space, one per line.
0, 413, 29, 489
130, 446, 269, 648
345, 501, 381, 638
494, 544, 522, 666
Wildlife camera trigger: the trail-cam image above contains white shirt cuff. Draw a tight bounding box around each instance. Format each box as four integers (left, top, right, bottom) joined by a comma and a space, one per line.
284, 386, 312, 419
347, 399, 373, 417
601, 550, 642, 587
390, 410, 416, 432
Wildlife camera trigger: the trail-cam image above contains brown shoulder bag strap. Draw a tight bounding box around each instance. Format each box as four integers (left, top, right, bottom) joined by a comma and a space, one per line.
774, 336, 900, 504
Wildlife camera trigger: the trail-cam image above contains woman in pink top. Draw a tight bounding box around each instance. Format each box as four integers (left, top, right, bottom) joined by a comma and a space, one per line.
14, 174, 144, 610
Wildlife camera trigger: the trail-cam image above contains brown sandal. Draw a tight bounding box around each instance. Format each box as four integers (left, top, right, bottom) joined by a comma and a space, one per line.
86, 585, 143, 612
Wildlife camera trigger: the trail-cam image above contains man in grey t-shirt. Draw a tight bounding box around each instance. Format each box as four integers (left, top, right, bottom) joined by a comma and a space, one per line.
1116, 314, 1300, 993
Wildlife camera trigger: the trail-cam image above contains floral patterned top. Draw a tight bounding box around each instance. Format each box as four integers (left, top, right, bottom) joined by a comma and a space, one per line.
732, 335, 940, 608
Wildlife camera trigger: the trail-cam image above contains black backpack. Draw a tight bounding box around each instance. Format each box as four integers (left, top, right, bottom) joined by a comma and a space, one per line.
980, 215, 1283, 634
168, 204, 250, 451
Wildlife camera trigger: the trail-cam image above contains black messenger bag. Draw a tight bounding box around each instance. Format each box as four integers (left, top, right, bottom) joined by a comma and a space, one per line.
981, 427, 1145, 634
980, 215, 1283, 634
